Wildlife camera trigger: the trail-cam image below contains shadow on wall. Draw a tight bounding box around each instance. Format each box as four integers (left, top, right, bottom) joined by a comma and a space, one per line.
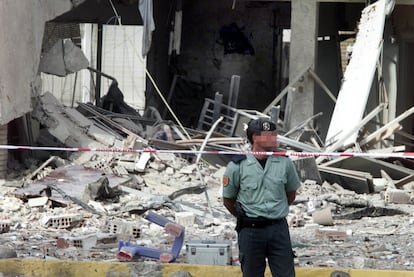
217, 22, 255, 56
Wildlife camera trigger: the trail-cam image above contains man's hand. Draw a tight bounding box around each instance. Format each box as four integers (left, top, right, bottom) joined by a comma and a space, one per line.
223, 197, 237, 216
286, 191, 296, 205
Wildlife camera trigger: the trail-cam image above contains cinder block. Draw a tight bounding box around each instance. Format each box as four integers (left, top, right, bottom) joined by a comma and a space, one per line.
65, 234, 97, 250
58, 233, 117, 250
107, 220, 142, 238
174, 212, 195, 227
41, 214, 83, 229
0, 221, 10, 233
384, 189, 412, 204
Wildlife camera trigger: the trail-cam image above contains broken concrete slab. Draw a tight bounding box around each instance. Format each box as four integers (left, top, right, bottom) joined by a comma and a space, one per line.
81, 176, 121, 203
32, 92, 114, 163
318, 165, 373, 194
14, 165, 129, 202
39, 39, 89, 77
321, 156, 414, 180
325, 0, 388, 147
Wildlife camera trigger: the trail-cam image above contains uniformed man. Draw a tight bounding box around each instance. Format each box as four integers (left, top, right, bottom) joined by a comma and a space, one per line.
222, 117, 301, 277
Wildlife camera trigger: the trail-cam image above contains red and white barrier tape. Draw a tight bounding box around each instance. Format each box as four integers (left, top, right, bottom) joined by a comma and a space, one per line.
0, 144, 413, 159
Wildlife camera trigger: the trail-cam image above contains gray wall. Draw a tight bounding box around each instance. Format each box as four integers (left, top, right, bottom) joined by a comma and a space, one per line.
177, 0, 291, 112
0, 0, 74, 125
315, 3, 341, 140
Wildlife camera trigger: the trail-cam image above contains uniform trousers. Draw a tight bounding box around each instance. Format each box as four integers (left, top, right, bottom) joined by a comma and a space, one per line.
237, 218, 295, 277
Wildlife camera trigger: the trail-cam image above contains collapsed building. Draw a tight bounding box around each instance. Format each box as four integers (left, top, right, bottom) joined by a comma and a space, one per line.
1, 0, 414, 274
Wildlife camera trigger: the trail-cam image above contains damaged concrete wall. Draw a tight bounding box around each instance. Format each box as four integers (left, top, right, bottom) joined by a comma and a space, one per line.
0, 0, 76, 125
177, 0, 291, 112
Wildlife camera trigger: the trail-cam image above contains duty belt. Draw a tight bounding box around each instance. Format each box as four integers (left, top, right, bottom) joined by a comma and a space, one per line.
240, 216, 284, 228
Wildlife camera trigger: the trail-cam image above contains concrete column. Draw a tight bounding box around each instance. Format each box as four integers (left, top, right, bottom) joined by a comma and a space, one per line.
383, 20, 398, 145
285, 0, 318, 130
0, 124, 7, 179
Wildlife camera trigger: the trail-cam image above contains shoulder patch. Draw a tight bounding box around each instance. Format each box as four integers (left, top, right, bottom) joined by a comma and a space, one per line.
231, 154, 246, 164
222, 175, 229, 187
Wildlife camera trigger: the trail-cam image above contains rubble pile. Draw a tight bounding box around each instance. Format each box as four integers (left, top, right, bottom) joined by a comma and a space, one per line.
1, 92, 414, 271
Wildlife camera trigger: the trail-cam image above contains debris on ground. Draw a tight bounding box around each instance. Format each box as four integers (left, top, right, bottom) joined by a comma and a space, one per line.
1, 91, 414, 271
